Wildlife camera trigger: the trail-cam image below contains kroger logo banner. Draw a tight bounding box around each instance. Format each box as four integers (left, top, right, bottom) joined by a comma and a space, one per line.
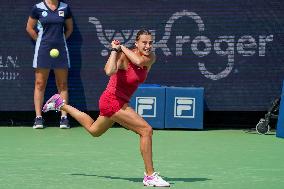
0, 0, 283, 111
89, 10, 273, 81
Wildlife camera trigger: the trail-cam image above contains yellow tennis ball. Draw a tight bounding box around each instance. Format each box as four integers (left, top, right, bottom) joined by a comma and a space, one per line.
50, 48, 59, 58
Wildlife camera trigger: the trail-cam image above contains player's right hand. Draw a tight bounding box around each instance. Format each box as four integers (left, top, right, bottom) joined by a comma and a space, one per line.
111, 40, 120, 49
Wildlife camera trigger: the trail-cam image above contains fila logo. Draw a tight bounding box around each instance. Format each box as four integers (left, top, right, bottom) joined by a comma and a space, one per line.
174, 97, 195, 118
135, 97, 156, 117
58, 11, 64, 17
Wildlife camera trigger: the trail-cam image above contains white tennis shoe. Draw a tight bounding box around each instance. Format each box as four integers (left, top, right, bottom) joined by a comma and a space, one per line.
143, 172, 170, 187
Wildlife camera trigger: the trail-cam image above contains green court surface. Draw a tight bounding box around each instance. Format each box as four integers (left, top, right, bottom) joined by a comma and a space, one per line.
0, 127, 284, 189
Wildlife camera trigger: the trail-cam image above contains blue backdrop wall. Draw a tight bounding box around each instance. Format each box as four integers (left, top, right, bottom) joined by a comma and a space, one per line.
0, 0, 283, 111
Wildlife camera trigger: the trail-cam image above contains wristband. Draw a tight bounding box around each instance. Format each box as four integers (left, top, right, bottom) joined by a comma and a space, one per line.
110, 48, 120, 52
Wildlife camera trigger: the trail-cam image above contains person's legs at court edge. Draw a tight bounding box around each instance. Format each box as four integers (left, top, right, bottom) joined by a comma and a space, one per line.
54, 68, 70, 128
33, 68, 50, 129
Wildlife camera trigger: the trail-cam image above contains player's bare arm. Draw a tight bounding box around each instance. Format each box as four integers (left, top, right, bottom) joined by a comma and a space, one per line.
104, 40, 124, 76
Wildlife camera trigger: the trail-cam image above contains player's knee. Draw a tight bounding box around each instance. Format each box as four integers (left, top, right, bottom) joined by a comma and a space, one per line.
89, 128, 103, 137
90, 131, 102, 137
57, 82, 68, 91
35, 80, 46, 91
141, 125, 153, 137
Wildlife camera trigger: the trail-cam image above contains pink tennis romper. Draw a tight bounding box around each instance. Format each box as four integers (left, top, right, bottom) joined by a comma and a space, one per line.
99, 62, 148, 117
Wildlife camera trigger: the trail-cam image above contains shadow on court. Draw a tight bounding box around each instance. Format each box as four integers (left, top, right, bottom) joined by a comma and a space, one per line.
243, 129, 276, 135
70, 173, 211, 184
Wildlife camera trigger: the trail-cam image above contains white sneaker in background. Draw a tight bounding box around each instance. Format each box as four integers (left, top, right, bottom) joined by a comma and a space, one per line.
33, 117, 44, 129
59, 116, 70, 129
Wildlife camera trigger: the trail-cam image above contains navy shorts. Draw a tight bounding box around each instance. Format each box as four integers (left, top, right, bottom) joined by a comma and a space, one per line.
33, 43, 70, 69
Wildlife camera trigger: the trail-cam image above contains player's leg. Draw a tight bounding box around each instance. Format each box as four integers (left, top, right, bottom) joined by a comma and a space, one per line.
62, 104, 114, 137
111, 104, 154, 173
54, 68, 69, 128
111, 104, 170, 187
43, 94, 114, 136
33, 68, 50, 128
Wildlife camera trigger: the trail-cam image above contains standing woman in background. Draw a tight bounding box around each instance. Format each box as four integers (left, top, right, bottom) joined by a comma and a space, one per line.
26, 0, 73, 129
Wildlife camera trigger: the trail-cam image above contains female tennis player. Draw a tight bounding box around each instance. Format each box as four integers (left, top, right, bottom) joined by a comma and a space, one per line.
43, 29, 170, 187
